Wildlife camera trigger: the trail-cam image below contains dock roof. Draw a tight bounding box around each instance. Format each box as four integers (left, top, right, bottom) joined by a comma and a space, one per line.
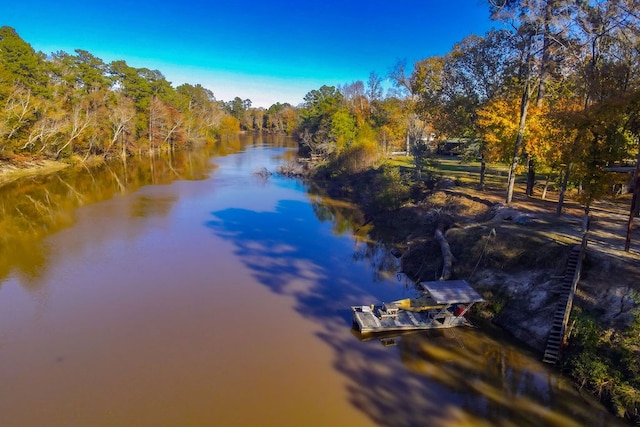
419, 280, 484, 304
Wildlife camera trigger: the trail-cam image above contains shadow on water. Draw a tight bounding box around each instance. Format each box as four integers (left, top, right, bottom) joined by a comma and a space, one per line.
206, 191, 625, 426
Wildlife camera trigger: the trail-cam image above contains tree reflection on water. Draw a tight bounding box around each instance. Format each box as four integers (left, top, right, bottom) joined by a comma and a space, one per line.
0, 140, 243, 289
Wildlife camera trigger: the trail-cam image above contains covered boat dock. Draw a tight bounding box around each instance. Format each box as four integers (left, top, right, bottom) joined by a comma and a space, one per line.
352, 280, 484, 334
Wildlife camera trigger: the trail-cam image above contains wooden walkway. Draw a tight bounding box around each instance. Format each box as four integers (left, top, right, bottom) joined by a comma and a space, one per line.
542, 241, 586, 365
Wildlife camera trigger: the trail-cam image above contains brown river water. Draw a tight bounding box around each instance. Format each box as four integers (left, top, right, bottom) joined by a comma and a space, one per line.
0, 134, 627, 426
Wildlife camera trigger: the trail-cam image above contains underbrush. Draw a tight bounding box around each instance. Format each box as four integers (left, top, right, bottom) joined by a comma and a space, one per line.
312, 162, 415, 213
564, 307, 640, 422
447, 224, 569, 277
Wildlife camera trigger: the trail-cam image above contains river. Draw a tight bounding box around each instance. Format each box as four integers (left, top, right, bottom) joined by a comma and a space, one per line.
0, 133, 626, 426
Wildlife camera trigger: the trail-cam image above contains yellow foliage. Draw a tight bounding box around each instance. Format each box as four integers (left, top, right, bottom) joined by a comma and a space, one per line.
218, 115, 240, 136
334, 139, 380, 174
354, 122, 376, 146
478, 96, 584, 169
477, 96, 520, 163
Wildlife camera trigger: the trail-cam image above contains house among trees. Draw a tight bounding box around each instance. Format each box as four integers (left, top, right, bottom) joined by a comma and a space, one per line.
437, 138, 471, 156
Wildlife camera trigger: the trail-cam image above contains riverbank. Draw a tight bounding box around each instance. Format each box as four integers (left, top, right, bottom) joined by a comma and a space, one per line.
307, 157, 640, 423
0, 157, 70, 187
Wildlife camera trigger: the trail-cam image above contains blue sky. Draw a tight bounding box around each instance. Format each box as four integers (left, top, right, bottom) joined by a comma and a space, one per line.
2, 1, 497, 107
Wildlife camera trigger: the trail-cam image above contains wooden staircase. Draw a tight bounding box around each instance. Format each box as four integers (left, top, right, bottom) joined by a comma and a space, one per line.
542, 244, 584, 365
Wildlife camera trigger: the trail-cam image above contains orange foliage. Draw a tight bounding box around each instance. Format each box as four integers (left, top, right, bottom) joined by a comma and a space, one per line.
478, 96, 583, 169
477, 96, 520, 163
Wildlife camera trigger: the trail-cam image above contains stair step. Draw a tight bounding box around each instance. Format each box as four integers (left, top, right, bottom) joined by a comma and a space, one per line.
542, 244, 584, 364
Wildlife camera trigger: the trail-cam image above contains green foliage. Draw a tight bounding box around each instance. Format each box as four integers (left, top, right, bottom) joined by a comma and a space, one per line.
0, 26, 49, 96
371, 164, 410, 212
411, 139, 437, 179
565, 309, 640, 420
302, 85, 343, 118
329, 108, 356, 150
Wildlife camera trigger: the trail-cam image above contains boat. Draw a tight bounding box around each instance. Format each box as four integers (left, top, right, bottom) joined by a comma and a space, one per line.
351, 280, 484, 334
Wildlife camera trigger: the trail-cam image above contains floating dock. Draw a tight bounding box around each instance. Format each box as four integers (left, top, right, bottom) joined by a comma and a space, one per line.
352, 280, 484, 334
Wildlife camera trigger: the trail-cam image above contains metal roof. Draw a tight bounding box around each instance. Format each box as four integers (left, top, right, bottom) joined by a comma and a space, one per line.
419, 280, 484, 304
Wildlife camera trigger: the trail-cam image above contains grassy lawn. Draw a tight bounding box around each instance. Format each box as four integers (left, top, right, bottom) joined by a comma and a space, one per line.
386, 155, 516, 189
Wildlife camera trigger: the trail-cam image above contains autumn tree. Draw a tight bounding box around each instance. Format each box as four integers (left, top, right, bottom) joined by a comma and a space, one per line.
224, 97, 252, 129
551, 0, 640, 219
0, 83, 40, 151
340, 80, 369, 126
441, 30, 516, 188
388, 60, 428, 162
371, 97, 407, 155
106, 93, 135, 158
265, 102, 298, 134
489, 0, 579, 202
176, 83, 223, 144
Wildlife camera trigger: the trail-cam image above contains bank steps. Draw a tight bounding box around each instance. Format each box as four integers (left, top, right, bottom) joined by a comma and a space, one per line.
542, 244, 584, 365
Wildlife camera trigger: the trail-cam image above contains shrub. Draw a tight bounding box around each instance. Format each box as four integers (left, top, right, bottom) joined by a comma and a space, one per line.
370, 164, 410, 212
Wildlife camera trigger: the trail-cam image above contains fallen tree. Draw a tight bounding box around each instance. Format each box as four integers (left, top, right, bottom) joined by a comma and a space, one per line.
435, 226, 455, 280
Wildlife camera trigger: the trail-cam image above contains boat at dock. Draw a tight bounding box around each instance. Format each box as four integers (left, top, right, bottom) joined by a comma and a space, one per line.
351, 280, 484, 334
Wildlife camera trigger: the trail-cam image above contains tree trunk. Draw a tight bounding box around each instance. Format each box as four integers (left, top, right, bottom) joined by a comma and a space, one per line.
557, 162, 571, 216
526, 156, 535, 196
626, 167, 640, 251
435, 227, 455, 281
635, 151, 640, 218
479, 156, 486, 191
506, 80, 531, 204
542, 173, 551, 200
582, 204, 590, 233
406, 133, 410, 157
536, 0, 554, 107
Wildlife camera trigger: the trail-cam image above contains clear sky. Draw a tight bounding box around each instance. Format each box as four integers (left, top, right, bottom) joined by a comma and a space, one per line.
2, 0, 497, 107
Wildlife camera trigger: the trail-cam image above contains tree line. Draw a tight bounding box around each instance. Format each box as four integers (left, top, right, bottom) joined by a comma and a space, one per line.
0, 26, 301, 163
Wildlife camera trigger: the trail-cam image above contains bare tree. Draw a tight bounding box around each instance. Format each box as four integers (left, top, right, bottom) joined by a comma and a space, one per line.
55, 104, 93, 159
106, 95, 135, 158
1, 83, 36, 145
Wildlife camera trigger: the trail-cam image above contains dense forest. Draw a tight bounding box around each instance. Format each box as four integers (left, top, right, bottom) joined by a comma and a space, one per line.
0, 25, 298, 162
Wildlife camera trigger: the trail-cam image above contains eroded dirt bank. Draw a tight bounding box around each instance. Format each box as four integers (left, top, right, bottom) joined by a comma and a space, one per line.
377, 186, 640, 351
